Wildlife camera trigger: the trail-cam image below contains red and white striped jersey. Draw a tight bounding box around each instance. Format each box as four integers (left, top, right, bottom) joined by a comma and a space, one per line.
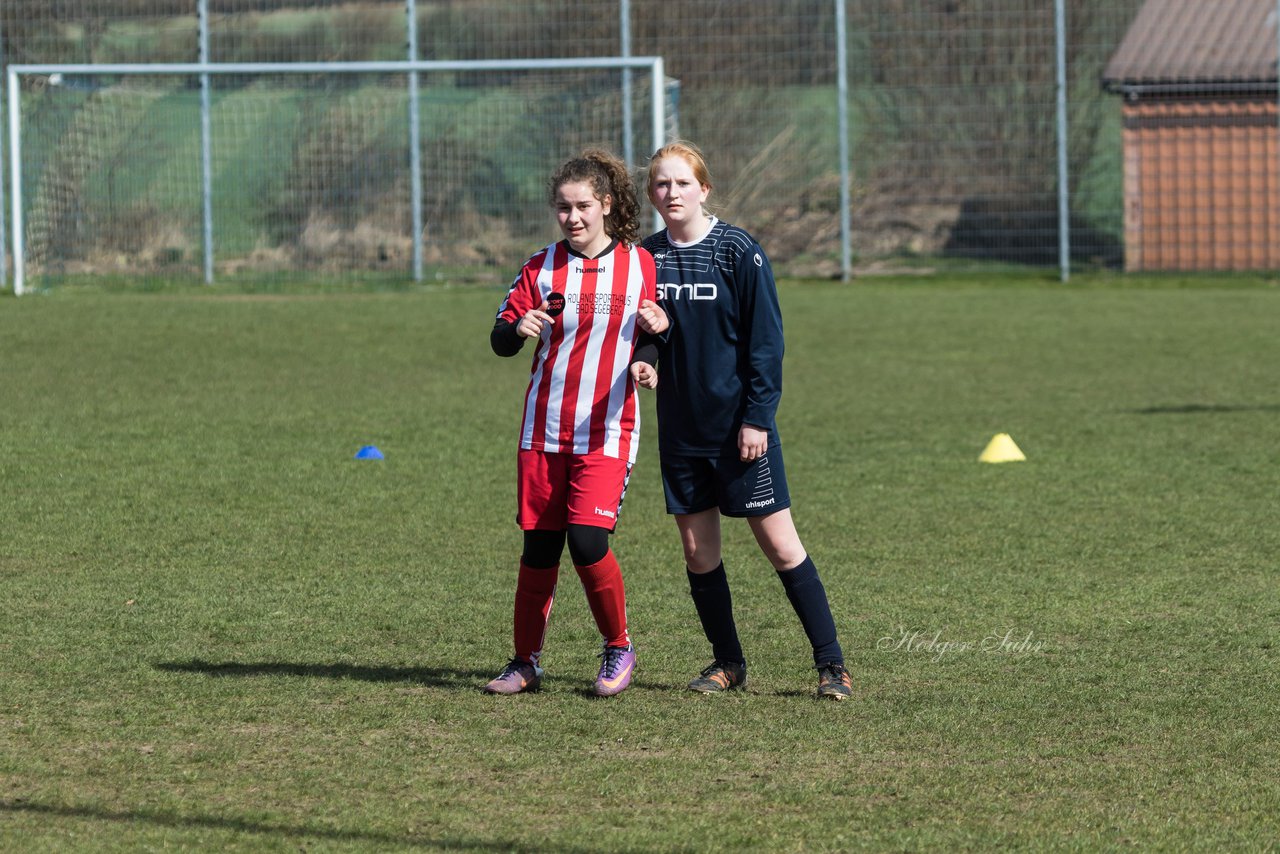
496, 239, 657, 463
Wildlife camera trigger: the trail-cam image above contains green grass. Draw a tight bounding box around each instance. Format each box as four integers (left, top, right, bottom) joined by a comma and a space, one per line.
2, 275, 1279, 850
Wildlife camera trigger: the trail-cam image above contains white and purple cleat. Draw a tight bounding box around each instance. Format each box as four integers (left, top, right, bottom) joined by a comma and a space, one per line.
594, 644, 636, 697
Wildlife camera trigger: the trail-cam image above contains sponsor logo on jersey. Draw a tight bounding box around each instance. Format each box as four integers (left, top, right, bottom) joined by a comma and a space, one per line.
567, 292, 633, 317
753, 252, 763, 267
658, 282, 718, 301
573, 263, 607, 274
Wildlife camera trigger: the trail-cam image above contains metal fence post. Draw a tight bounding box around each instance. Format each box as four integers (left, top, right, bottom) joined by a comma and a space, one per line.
621, 0, 634, 167
199, 0, 214, 284
651, 57, 665, 166
408, 0, 423, 282
8, 69, 24, 295
1055, 0, 1070, 282
2, 11, 9, 288
836, 0, 851, 282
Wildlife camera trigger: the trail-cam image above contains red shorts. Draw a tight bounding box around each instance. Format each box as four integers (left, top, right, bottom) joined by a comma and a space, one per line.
517, 449, 632, 531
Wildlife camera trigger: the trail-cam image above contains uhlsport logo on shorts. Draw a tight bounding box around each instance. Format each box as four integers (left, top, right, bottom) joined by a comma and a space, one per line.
745, 455, 775, 509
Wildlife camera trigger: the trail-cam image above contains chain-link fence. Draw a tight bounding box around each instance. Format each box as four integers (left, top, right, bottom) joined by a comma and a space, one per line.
2, 1, 1277, 290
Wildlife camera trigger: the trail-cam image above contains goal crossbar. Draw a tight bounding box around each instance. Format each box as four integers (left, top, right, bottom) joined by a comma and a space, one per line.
6, 56, 667, 294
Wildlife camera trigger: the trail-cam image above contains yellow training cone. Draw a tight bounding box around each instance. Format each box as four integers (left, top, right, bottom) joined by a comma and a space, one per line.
979, 433, 1026, 463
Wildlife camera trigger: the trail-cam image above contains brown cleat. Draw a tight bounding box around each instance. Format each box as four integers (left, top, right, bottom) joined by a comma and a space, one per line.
816, 662, 852, 700
687, 660, 748, 693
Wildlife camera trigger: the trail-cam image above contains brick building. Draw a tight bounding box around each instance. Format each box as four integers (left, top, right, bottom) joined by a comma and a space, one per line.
1103, 0, 1280, 270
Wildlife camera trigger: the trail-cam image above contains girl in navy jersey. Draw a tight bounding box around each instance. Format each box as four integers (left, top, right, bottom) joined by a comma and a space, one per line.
635, 141, 852, 700
487, 149, 667, 697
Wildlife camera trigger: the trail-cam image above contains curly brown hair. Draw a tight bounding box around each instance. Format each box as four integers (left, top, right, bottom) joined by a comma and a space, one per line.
548, 148, 640, 247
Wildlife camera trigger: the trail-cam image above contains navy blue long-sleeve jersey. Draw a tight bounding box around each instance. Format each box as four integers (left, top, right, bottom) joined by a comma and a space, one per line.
640, 218, 784, 457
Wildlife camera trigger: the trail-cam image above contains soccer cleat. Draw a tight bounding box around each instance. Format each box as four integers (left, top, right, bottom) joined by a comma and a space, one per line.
687, 660, 748, 693
816, 662, 852, 701
594, 644, 636, 696
483, 658, 543, 695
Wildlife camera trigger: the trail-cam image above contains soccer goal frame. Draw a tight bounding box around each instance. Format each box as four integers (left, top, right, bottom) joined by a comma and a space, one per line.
5, 56, 667, 295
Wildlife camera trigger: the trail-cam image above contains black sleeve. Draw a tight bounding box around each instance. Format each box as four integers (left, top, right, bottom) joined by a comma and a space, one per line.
629, 296, 671, 368
631, 334, 660, 368
491, 318, 525, 357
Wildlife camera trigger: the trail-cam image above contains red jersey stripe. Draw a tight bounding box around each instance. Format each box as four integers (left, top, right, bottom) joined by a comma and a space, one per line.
588, 248, 628, 454
557, 259, 597, 450
527, 245, 569, 452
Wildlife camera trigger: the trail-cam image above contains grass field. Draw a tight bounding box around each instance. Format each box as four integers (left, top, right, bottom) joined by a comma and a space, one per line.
2, 275, 1278, 851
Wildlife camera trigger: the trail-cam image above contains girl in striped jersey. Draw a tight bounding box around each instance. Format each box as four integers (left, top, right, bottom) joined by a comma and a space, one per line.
486, 149, 667, 697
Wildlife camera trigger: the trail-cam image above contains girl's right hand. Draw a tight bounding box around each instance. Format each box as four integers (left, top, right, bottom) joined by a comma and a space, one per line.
517, 303, 554, 338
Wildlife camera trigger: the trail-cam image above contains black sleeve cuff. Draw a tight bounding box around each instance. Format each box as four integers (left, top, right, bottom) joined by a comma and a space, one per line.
491, 319, 525, 357
631, 336, 659, 367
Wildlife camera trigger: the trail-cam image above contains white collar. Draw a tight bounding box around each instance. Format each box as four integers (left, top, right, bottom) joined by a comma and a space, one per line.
668, 216, 718, 248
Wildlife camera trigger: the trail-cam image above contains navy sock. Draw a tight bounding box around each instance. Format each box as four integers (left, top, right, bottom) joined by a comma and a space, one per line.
777, 556, 843, 667
687, 563, 745, 665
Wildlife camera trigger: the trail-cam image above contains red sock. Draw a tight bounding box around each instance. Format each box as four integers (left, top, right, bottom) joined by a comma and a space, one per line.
514, 561, 558, 665
574, 550, 630, 648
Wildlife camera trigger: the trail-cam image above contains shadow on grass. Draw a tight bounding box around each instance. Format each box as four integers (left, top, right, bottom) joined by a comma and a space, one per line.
0, 798, 597, 852
155, 660, 815, 699
1131, 403, 1280, 415
154, 659, 492, 687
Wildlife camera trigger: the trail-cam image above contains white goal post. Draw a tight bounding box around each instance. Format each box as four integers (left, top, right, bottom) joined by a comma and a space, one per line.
6, 56, 668, 295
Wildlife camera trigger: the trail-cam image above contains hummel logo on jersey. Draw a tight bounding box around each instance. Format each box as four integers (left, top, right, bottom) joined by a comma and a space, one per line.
659, 282, 718, 301
594, 506, 617, 520
573, 264, 607, 274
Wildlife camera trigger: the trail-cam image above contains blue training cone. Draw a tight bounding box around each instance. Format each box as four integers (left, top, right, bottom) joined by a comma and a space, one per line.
355, 445, 384, 460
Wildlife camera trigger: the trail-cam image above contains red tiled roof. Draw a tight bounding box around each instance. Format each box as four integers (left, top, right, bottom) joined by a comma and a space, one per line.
1103, 0, 1279, 92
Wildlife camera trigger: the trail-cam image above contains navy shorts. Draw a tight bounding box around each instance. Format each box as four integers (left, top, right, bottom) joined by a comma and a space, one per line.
660, 446, 792, 518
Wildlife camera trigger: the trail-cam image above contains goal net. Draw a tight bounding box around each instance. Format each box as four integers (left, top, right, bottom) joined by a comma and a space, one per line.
6, 58, 673, 293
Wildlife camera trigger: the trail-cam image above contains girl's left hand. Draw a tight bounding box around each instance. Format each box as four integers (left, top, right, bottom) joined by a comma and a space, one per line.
631, 361, 658, 389
739, 425, 768, 462
636, 299, 669, 334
